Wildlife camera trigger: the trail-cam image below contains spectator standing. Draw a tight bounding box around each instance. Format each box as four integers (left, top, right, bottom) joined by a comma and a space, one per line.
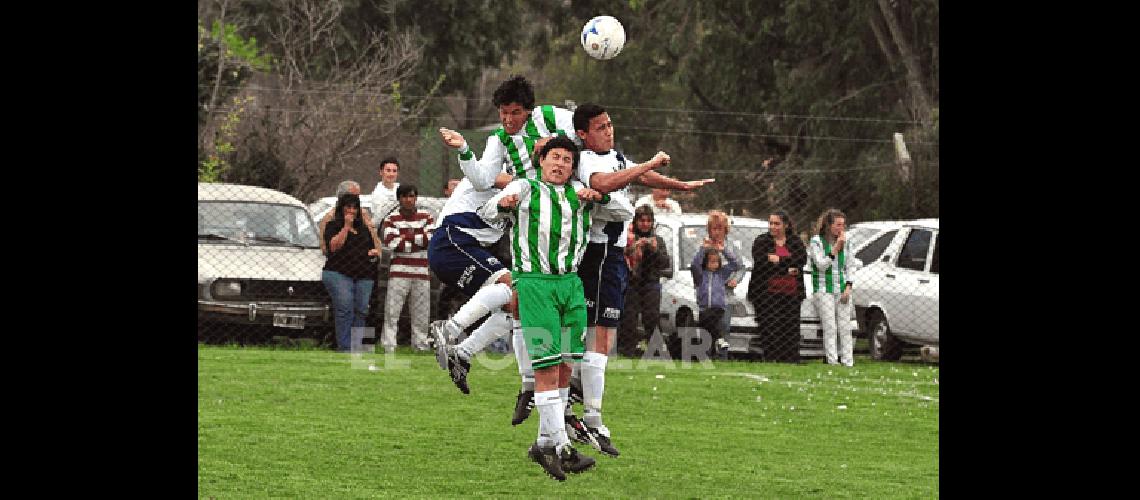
808, 208, 862, 366
320, 180, 381, 255
690, 232, 742, 360
371, 157, 401, 220
619, 205, 671, 356
748, 209, 807, 363
705, 211, 743, 338
322, 194, 381, 352
380, 185, 435, 353
634, 188, 682, 215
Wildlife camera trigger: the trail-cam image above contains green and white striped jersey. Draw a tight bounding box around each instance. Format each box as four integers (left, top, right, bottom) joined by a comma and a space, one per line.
479, 178, 634, 274
456, 105, 579, 190
808, 235, 863, 293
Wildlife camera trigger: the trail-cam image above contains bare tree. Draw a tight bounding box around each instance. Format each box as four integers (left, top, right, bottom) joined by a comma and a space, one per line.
217, 0, 441, 201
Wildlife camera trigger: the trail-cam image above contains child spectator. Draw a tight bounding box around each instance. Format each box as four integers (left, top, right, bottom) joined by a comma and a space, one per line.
690, 232, 742, 360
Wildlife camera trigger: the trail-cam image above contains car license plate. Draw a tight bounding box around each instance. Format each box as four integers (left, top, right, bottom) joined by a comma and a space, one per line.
273, 313, 306, 329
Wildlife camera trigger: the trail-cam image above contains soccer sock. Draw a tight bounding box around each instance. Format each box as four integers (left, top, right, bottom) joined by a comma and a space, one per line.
451, 282, 511, 330
512, 319, 534, 391
456, 311, 511, 361
535, 390, 568, 451
581, 352, 608, 429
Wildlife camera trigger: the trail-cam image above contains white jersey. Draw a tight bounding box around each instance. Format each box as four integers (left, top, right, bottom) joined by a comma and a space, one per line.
456, 105, 579, 190
438, 177, 509, 244
371, 182, 399, 219
577, 149, 636, 247
480, 178, 633, 274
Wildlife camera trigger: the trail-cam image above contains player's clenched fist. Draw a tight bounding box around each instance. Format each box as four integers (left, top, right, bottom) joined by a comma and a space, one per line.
576, 188, 604, 201
649, 151, 670, 168
439, 127, 465, 149
498, 194, 520, 209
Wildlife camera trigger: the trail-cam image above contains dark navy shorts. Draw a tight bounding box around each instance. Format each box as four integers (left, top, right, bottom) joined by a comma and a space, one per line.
577, 242, 628, 327
427, 225, 507, 298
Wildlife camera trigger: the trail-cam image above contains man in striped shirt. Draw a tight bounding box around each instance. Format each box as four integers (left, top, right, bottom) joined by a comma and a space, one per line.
432, 76, 577, 406
480, 136, 632, 480
380, 185, 435, 353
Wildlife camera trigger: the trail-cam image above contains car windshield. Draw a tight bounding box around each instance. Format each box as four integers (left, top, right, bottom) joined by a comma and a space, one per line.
198, 201, 321, 248
677, 225, 767, 271
846, 226, 882, 253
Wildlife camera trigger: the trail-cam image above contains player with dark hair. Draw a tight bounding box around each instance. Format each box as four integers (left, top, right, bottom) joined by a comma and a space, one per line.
431, 76, 579, 407
479, 135, 632, 480
561, 102, 715, 456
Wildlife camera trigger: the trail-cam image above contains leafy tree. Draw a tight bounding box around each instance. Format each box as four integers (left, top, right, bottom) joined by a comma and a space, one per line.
525, 0, 938, 223
198, 14, 272, 182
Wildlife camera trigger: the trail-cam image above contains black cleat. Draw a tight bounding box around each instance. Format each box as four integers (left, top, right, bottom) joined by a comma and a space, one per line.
445, 346, 471, 394
565, 414, 599, 449
585, 425, 620, 457
568, 377, 585, 406
560, 444, 596, 474
528, 443, 566, 481
512, 390, 535, 426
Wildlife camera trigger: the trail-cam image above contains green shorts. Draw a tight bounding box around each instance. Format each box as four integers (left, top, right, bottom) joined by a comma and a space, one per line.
514, 272, 586, 369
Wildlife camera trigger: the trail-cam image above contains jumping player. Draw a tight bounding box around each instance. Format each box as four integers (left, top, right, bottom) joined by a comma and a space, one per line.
479, 136, 631, 480
563, 103, 715, 456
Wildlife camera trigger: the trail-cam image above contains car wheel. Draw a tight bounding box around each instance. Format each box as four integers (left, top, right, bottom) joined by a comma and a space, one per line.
867, 310, 902, 361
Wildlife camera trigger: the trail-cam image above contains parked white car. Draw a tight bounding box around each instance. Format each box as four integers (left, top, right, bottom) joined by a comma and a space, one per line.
198, 183, 330, 341
851, 219, 939, 359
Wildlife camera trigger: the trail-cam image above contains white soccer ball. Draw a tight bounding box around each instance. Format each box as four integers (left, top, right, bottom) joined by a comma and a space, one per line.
580, 15, 626, 60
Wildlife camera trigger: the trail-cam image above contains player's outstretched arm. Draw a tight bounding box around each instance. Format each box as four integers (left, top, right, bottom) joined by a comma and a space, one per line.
587, 151, 670, 194
636, 170, 716, 191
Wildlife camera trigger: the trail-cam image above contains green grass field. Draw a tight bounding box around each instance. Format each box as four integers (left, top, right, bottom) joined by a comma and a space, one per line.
198, 346, 938, 498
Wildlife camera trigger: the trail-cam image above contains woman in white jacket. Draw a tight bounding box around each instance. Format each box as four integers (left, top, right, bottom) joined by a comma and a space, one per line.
808, 208, 862, 366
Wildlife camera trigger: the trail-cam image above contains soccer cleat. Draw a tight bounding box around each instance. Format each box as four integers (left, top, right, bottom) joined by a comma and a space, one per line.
445, 346, 471, 394
567, 377, 585, 406
512, 390, 535, 426
585, 424, 620, 457
528, 443, 566, 481
560, 444, 596, 474
431, 320, 452, 370
565, 414, 599, 450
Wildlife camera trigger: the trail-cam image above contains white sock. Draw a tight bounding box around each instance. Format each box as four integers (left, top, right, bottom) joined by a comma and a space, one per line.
452, 282, 511, 330
456, 312, 511, 360
535, 390, 568, 451
512, 319, 534, 391
581, 352, 608, 428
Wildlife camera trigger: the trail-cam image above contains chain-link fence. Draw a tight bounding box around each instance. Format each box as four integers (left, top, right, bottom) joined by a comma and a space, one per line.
198, 135, 937, 364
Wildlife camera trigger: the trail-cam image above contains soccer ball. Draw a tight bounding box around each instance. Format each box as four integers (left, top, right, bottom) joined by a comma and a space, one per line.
580, 16, 626, 60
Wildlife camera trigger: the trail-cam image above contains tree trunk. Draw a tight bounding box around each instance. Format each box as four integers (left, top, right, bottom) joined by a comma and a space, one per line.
207, 0, 231, 118
867, 13, 897, 68
875, 0, 933, 126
